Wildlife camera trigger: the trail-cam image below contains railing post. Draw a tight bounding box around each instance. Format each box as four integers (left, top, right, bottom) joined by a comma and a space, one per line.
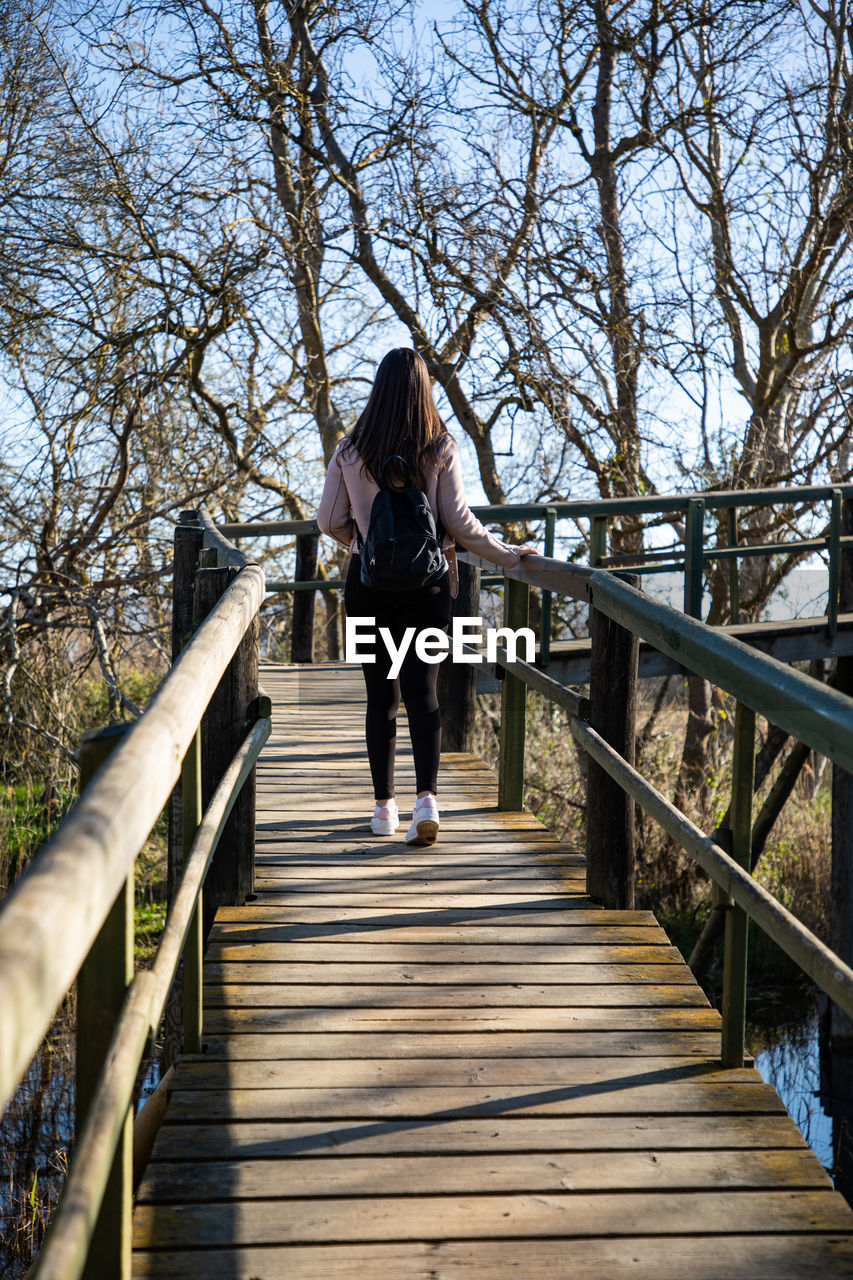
229, 587, 260, 902
539, 507, 556, 667
193, 558, 229, 940
590, 515, 607, 566
828, 496, 853, 1197
684, 497, 705, 618
193, 553, 260, 940
586, 573, 639, 908
76, 723, 133, 1280
181, 726, 203, 1054
726, 506, 740, 625
165, 514, 203, 1067
438, 557, 481, 753
291, 532, 318, 662
828, 488, 842, 639
721, 700, 755, 1068
832, 494, 853, 1049
498, 576, 529, 810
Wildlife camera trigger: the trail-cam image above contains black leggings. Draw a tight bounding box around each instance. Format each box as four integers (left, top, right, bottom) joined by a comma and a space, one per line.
344, 553, 452, 799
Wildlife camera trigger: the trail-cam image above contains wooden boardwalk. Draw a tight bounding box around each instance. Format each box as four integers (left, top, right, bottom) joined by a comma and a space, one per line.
134, 663, 853, 1278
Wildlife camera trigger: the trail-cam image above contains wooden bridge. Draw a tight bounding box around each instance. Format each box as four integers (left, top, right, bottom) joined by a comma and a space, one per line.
130, 663, 853, 1278
7, 491, 853, 1278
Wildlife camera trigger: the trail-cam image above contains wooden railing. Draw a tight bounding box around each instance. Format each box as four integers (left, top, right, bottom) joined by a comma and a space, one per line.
0, 509, 267, 1280
7, 484, 853, 1276
217, 485, 853, 1072
212, 492, 853, 1072
225, 480, 853, 649
456, 548, 853, 1070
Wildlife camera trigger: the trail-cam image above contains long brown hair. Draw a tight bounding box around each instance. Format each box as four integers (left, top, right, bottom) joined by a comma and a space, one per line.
345, 348, 447, 490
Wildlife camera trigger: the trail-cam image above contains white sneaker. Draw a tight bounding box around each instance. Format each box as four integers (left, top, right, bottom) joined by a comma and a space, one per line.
406, 796, 440, 846
371, 800, 399, 835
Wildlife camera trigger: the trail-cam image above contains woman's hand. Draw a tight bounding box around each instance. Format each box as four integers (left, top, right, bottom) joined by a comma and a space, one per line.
517, 544, 541, 556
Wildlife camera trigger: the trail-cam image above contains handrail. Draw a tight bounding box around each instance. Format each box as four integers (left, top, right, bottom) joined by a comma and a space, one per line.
457, 547, 853, 1061
0, 507, 269, 1278
572, 719, 853, 1020
231, 485, 846, 626
29, 716, 272, 1280
0, 560, 265, 1114
220, 480, 853, 536
465, 551, 853, 771
198, 506, 255, 570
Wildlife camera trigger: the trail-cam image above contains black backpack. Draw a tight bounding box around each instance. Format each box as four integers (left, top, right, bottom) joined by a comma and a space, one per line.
359, 454, 447, 591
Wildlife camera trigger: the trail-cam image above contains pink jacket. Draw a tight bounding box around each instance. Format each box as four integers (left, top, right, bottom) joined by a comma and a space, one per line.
316, 434, 521, 596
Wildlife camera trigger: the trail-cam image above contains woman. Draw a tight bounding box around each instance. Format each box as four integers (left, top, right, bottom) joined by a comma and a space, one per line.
317, 348, 539, 845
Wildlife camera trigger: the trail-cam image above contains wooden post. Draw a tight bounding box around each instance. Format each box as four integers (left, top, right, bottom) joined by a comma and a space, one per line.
590, 516, 607, 566
438, 557, 481, 753
193, 562, 259, 941
291, 532, 318, 662
168, 516, 203, 898
497, 576, 529, 811
828, 488, 842, 639
165, 517, 202, 1068
832, 495, 853, 1048
721, 700, 755, 1068
76, 723, 133, 1280
684, 497, 705, 618
586, 573, 639, 908
539, 507, 556, 667
228, 604, 260, 903
181, 726, 203, 1054
726, 507, 740, 625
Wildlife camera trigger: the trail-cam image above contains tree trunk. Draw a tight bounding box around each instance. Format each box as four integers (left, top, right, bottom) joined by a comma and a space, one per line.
673, 676, 718, 815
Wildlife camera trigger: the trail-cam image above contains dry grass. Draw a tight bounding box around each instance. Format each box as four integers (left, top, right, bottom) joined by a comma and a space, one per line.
0, 1001, 74, 1274
475, 677, 833, 955
0, 673, 169, 1279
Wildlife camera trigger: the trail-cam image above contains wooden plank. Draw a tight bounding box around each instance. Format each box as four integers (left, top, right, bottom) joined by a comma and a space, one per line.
136, 1147, 830, 1203
200, 1005, 720, 1034
252, 857, 584, 871
161, 1081, 786, 1121
216, 903, 623, 920
240, 893, 603, 909
131, 1236, 853, 1280
251, 866, 581, 882
204, 943, 683, 963
169, 1056, 748, 1088
146, 1113, 815, 1161
253, 827, 574, 841
252, 856, 583, 870
253, 832, 577, 845
255, 808, 553, 826
203, 962, 699, 985
213, 905, 660, 923
201, 982, 711, 1008
207, 924, 670, 945
185, 1029, 725, 1059
250, 879, 586, 895
133, 1191, 853, 1248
